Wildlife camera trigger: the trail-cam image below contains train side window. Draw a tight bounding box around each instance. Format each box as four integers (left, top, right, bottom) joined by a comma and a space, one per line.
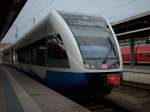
24, 46, 32, 64
16, 48, 24, 63
139, 53, 142, 57
32, 38, 46, 66
3, 52, 10, 62
16, 38, 46, 66
47, 34, 70, 68
144, 53, 150, 57
16, 50, 19, 63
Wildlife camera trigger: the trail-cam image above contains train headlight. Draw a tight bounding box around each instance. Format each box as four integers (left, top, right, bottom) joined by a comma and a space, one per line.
101, 64, 108, 69
84, 62, 95, 69
84, 63, 90, 69
91, 64, 95, 69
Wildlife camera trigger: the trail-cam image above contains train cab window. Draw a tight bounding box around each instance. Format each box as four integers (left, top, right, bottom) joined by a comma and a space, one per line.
47, 34, 69, 68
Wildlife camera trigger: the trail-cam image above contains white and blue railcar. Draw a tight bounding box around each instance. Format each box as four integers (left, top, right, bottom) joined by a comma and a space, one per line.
2, 11, 123, 98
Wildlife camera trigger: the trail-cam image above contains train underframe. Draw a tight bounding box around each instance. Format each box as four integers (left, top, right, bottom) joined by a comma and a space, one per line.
44, 71, 121, 99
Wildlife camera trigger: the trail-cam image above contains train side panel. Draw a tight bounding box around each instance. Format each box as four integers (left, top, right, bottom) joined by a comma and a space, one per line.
121, 44, 150, 64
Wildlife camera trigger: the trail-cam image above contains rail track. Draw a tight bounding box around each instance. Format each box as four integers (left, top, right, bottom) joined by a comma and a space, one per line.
78, 81, 150, 112
122, 80, 150, 90
79, 99, 134, 112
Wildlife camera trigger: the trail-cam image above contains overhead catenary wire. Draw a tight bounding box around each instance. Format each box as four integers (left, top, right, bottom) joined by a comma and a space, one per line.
75, 0, 136, 14
99, 0, 137, 15
16, 0, 137, 30
13, 0, 40, 27
11, 0, 137, 40
18, 0, 55, 30
4, 0, 55, 43
21, 0, 41, 18
76, 0, 98, 11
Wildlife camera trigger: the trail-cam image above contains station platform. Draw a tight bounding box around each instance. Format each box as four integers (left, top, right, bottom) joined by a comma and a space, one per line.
124, 65, 150, 74
0, 65, 90, 112
123, 65, 150, 85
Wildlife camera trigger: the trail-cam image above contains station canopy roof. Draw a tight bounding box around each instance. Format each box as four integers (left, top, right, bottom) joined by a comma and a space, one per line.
111, 11, 150, 39
0, 0, 27, 41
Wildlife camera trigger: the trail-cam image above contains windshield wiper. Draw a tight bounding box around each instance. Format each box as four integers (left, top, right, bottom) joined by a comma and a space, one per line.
84, 57, 104, 60
95, 24, 108, 29
102, 36, 117, 64
95, 25, 112, 35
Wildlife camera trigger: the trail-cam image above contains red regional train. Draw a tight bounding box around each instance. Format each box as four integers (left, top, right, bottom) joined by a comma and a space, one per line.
121, 43, 150, 64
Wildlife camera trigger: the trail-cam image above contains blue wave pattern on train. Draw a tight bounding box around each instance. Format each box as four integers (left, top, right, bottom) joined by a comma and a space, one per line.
1, 11, 123, 99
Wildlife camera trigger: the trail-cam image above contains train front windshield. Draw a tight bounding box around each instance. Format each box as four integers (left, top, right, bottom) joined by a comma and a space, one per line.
71, 26, 117, 59
61, 13, 120, 69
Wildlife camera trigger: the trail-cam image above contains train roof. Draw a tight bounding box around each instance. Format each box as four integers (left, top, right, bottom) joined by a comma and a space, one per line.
13, 14, 48, 49
57, 10, 104, 18
12, 10, 107, 49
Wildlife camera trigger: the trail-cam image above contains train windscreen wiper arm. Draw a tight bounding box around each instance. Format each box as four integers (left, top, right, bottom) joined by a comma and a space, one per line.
102, 36, 116, 64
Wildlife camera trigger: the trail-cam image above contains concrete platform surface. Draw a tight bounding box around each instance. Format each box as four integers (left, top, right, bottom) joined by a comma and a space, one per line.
0, 65, 90, 112
123, 65, 150, 85
124, 65, 150, 74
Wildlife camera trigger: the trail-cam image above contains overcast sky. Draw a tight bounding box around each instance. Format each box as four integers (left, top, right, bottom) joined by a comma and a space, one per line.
2, 0, 150, 43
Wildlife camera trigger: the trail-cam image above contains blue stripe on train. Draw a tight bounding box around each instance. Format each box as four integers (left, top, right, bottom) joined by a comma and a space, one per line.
45, 71, 88, 91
